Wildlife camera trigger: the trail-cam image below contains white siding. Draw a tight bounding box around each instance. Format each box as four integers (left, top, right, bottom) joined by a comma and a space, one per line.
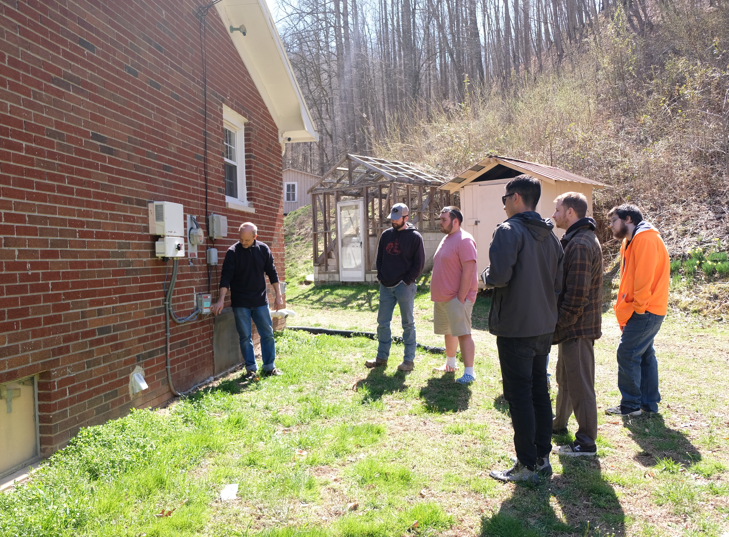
460, 179, 595, 286
283, 169, 320, 213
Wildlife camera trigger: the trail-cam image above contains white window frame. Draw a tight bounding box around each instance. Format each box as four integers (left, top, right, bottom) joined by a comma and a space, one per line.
284, 182, 297, 203
222, 105, 254, 213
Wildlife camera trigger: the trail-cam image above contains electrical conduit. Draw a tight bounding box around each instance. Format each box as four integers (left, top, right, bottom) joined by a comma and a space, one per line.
164, 259, 201, 396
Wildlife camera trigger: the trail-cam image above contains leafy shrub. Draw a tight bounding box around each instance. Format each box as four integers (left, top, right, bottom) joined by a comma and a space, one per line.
716, 262, 729, 277
689, 248, 705, 262
670, 259, 682, 273
702, 262, 716, 276
707, 251, 728, 262
684, 258, 699, 275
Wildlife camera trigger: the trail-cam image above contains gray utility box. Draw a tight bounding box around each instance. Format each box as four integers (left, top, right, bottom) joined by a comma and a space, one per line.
213, 309, 244, 375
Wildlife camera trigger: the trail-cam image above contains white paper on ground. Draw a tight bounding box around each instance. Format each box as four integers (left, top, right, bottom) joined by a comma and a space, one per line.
220, 484, 239, 500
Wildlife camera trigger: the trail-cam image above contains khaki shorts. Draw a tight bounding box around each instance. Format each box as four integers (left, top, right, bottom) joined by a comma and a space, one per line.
433, 297, 473, 337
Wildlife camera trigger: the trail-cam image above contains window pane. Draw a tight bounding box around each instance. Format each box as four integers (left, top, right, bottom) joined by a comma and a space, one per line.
224, 127, 236, 162
225, 163, 237, 198
286, 184, 296, 202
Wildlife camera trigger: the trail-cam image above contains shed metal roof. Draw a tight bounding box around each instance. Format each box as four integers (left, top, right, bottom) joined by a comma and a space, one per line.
441, 156, 607, 192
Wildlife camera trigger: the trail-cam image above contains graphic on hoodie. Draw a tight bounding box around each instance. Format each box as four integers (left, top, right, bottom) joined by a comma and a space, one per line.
386, 240, 402, 256
376, 223, 425, 287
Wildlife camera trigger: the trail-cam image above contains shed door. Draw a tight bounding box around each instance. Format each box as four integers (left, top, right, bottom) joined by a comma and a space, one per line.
462, 182, 512, 283
337, 200, 366, 281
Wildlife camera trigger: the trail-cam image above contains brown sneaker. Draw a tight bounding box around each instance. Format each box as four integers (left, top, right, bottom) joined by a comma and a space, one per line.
365, 358, 388, 368
397, 361, 414, 372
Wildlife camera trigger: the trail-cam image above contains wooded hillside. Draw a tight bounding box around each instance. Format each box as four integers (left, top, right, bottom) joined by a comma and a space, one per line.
278, 0, 728, 252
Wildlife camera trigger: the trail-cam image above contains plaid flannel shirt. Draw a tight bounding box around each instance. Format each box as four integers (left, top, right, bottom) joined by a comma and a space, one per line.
553, 222, 603, 344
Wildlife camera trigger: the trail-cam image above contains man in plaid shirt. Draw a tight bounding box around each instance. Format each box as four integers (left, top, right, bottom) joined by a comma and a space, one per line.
550, 192, 603, 456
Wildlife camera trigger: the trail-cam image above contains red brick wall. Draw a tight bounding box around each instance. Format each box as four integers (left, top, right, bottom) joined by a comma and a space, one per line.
0, 0, 287, 456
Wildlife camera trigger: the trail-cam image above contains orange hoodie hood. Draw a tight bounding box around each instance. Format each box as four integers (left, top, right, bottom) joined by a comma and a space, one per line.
614, 221, 670, 327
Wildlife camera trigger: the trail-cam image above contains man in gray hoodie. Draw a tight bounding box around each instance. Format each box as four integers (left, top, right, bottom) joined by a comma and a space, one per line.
481, 175, 564, 483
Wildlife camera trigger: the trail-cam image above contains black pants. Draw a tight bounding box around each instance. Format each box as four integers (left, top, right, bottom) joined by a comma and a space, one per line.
497, 333, 553, 470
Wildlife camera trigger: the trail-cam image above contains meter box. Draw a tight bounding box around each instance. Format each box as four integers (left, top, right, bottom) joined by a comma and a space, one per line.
148, 201, 185, 237
155, 236, 185, 258
196, 293, 212, 314
208, 213, 228, 240
206, 248, 218, 265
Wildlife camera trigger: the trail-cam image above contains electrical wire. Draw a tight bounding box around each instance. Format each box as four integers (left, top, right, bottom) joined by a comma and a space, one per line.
197, 1, 222, 293
164, 257, 202, 396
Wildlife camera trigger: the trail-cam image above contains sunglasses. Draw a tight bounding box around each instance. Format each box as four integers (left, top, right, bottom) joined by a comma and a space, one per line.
501, 192, 516, 205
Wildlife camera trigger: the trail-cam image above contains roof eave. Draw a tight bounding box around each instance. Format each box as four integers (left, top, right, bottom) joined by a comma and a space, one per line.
214, 0, 318, 143
441, 156, 608, 191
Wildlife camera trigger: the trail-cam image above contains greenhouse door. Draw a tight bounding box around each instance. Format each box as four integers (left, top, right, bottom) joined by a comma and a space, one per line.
337, 200, 365, 282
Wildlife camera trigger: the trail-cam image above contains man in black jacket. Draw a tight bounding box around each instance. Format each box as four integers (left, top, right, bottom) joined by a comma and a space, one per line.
211, 222, 284, 378
551, 192, 603, 457
481, 175, 564, 483
365, 203, 425, 371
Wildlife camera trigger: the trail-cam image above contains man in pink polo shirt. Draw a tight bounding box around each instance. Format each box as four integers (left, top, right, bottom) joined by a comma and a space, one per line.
431, 206, 479, 384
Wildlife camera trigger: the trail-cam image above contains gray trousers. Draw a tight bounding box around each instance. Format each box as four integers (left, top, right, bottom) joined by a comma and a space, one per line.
553, 338, 598, 448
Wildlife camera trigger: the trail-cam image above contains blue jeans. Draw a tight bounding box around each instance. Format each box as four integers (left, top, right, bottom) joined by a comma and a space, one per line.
616, 311, 664, 412
233, 305, 276, 372
497, 333, 554, 470
376, 282, 417, 362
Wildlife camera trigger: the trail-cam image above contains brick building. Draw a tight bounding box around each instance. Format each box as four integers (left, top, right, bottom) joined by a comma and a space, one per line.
0, 0, 317, 476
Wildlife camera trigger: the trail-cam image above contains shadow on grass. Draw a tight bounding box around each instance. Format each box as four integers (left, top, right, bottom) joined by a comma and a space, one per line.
481, 458, 625, 536
492, 394, 510, 414
418, 373, 472, 413
354, 366, 409, 404
185, 370, 265, 402
621, 413, 702, 466
289, 283, 380, 311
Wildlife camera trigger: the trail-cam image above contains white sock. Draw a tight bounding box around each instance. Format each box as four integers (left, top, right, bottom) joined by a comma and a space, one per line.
446, 356, 457, 368
464, 367, 474, 377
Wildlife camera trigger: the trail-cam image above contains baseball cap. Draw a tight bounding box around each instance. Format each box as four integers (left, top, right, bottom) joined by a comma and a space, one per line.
388, 203, 409, 220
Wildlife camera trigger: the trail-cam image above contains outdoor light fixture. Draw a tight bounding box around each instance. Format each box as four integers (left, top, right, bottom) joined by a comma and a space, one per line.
230, 25, 247, 36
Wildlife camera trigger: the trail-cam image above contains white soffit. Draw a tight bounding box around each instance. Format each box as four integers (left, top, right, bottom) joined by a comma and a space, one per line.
215, 0, 319, 143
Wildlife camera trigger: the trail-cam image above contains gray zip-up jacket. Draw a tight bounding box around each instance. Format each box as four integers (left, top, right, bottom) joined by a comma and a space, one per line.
481, 211, 564, 338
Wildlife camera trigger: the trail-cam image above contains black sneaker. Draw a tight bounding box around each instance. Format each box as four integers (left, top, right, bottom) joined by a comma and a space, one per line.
553, 442, 597, 457
640, 406, 658, 415
261, 368, 284, 377
490, 460, 540, 483
536, 456, 553, 476
241, 370, 258, 380
605, 405, 641, 417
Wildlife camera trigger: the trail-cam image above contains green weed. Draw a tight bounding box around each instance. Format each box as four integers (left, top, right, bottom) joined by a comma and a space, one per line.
707, 251, 728, 262
684, 258, 699, 275
701, 261, 716, 276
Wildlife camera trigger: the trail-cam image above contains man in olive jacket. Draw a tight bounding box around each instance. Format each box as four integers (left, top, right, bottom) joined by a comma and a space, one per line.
550, 192, 603, 457
481, 175, 564, 483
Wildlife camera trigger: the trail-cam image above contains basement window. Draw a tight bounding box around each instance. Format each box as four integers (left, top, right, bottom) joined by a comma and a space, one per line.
222, 105, 254, 213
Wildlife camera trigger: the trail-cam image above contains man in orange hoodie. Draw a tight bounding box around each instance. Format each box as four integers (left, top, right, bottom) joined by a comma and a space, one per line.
606, 204, 670, 416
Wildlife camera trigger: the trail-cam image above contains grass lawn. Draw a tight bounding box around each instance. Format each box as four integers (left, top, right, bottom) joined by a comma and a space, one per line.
2, 279, 728, 536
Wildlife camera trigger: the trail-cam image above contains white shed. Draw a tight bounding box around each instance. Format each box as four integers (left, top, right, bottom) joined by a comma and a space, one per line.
283, 168, 320, 214
440, 156, 608, 287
